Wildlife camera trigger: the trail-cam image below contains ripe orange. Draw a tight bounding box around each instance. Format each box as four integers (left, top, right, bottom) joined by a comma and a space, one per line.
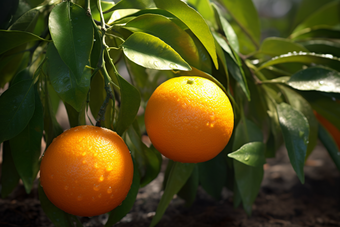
314, 111, 340, 149
144, 76, 234, 163
39, 125, 134, 217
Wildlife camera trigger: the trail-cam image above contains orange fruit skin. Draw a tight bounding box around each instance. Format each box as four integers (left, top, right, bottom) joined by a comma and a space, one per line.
40, 125, 134, 217
144, 76, 234, 163
314, 111, 340, 149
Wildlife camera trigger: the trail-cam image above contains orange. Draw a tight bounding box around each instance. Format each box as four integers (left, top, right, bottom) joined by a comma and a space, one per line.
39, 125, 134, 217
144, 76, 234, 163
314, 111, 340, 150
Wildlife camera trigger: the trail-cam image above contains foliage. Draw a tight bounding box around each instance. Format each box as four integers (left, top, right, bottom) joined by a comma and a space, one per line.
1, 0, 340, 226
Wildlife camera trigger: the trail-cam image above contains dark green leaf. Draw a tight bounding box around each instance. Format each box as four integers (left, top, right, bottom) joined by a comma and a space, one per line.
231, 118, 264, 215
259, 52, 340, 72
124, 14, 205, 72
225, 54, 250, 100
218, 0, 260, 48
105, 157, 140, 226
0, 30, 49, 55
150, 162, 195, 227
0, 0, 19, 29
154, 0, 218, 69
277, 102, 309, 183
126, 124, 162, 187
0, 79, 35, 143
302, 40, 340, 57
287, 67, 340, 93
90, 23, 102, 69
89, 72, 114, 128
233, 160, 263, 215
318, 124, 340, 171
9, 8, 39, 32
260, 37, 308, 56
45, 43, 91, 112
38, 184, 79, 227
198, 153, 227, 200
9, 88, 43, 193
49, 1, 93, 79
279, 86, 318, 159
115, 73, 141, 136
233, 118, 263, 151
177, 165, 199, 207
122, 32, 191, 71
293, 0, 340, 34
43, 79, 64, 147
1, 141, 20, 198
228, 142, 265, 167
64, 102, 86, 127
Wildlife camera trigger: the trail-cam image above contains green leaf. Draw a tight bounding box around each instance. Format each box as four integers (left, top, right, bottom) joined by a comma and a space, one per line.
105, 157, 140, 226
279, 86, 318, 159
198, 153, 227, 200
218, 0, 260, 48
302, 40, 340, 57
293, 0, 334, 29
49, 1, 93, 79
90, 23, 102, 69
228, 142, 265, 167
90, 0, 115, 22
0, 30, 49, 55
177, 165, 199, 207
233, 160, 263, 215
126, 123, 162, 187
277, 102, 309, 183
231, 118, 264, 215
124, 14, 205, 72
1, 141, 20, 198
259, 52, 340, 72
9, 88, 43, 193
89, 72, 114, 128
150, 162, 195, 227
64, 102, 86, 127
225, 53, 250, 101
115, 74, 141, 136
0, 79, 35, 143
293, 0, 340, 34
186, 0, 217, 29
104, 0, 155, 13
233, 118, 263, 150
38, 184, 80, 227
287, 67, 340, 93
291, 26, 340, 41
154, 0, 218, 69
318, 124, 340, 171
122, 32, 191, 71
43, 80, 64, 147
260, 37, 308, 56
9, 8, 39, 32
45, 43, 91, 112
212, 3, 239, 53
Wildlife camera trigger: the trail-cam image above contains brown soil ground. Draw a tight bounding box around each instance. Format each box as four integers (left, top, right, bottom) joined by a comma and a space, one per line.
0, 141, 340, 227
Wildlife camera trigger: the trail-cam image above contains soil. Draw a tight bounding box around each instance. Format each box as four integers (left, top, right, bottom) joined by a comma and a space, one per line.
0, 141, 339, 227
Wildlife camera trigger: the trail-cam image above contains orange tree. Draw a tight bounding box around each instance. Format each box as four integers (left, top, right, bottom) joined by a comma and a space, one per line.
1, 0, 340, 226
